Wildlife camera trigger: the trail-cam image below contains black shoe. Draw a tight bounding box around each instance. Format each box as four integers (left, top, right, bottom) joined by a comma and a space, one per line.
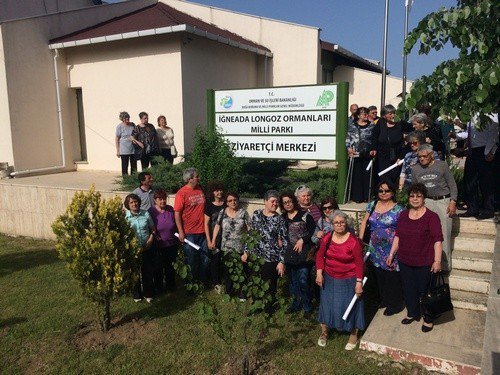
401, 317, 420, 325
421, 323, 433, 332
477, 212, 494, 220
458, 212, 478, 218
383, 309, 395, 316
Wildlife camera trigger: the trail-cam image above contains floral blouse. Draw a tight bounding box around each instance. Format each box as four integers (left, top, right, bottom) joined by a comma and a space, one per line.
217, 208, 250, 254
345, 122, 376, 157
246, 209, 288, 263
366, 201, 404, 271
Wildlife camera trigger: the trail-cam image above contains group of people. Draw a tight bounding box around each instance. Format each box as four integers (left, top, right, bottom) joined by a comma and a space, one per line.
115, 111, 177, 176
121, 165, 449, 351
345, 104, 499, 221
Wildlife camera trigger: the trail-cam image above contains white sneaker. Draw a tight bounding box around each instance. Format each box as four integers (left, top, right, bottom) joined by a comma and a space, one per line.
214, 284, 223, 294
345, 341, 358, 350
145, 297, 153, 304
133, 298, 142, 303
317, 333, 327, 347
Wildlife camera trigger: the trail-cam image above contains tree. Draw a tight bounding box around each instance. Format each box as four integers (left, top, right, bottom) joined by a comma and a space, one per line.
399, 0, 499, 126
52, 187, 141, 331
175, 230, 286, 374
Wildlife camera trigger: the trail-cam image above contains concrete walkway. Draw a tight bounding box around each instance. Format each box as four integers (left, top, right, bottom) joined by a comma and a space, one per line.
1, 170, 124, 192
360, 309, 485, 374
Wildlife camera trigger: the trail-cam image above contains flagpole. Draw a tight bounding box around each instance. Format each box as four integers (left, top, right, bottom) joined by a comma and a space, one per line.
381, 0, 389, 109
402, 0, 410, 106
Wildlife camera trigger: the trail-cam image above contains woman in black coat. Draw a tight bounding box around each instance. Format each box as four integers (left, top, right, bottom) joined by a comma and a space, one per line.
371, 105, 405, 186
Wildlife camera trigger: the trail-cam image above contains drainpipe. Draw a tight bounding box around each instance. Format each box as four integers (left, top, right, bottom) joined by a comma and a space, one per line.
264, 55, 268, 86
10, 48, 66, 177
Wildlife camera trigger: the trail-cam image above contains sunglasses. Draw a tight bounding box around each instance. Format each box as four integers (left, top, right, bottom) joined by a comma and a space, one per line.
322, 205, 334, 211
410, 141, 419, 145
378, 189, 392, 194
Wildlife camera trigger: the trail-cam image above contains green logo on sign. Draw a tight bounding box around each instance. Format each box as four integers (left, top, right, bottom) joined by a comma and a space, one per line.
316, 90, 334, 106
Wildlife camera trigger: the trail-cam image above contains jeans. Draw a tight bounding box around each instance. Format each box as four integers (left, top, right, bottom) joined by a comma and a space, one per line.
287, 263, 312, 313
183, 234, 209, 286
399, 262, 433, 323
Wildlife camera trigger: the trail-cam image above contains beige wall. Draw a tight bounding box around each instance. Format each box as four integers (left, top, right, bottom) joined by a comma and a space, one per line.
162, 0, 320, 86
0, 27, 14, 166
332, 66, 413, 109
180, 35, 261, 151
66, 36, 184, 172
0, 0, 157, 173
0, 0, 94, 22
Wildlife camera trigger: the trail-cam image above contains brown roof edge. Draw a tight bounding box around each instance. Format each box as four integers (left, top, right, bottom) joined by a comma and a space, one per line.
49, 2, 272, 57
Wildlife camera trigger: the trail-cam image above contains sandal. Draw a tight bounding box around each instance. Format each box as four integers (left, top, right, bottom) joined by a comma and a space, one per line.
317, 331, 327, 347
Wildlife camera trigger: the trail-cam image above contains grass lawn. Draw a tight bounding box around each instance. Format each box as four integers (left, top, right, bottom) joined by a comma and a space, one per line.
0, 234, 426, 374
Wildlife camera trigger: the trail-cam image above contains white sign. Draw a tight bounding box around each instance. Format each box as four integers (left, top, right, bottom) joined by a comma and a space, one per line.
216, 111, 336, 135
215, 85, 337, 113
225, 136, 336, 160
214, 85, 338, 160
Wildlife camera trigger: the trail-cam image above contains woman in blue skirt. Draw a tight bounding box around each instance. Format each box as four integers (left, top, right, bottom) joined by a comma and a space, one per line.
315, 210, 365, 350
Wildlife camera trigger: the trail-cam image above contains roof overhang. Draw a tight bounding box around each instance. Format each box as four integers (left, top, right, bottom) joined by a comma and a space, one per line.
49, 23, 273, 58
321, 40, 385, 74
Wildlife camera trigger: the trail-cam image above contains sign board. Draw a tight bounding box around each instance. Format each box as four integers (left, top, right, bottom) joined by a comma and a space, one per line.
213, 85, 341, 160
207, 83, 349, 200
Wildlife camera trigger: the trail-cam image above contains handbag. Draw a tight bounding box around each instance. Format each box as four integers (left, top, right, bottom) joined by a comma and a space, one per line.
170, 145, 178, 157
420, 272, 453, 316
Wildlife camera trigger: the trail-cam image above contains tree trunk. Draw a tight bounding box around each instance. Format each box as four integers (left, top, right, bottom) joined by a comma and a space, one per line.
98, 298, 111, 332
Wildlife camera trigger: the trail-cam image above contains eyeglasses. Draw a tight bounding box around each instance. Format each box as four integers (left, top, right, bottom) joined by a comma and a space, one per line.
409, 194, 424, 198
410, 141, 419, 145
282, 200, 293, 205
227, 198, 238, 203
322, 205, 334, 211
418, 153, 432, 159
378, 189, 391, 194
333, 221, 346, 226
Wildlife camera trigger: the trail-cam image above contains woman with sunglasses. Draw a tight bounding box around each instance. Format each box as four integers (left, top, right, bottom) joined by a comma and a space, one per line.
398, 131, 439, 191
279, 192, 316, 318
312, 197, 339, 246
359, 181, 404, 316
345, 106, 377, 202
387, 183, 443, 333
211, 192, 250, 296
316, 210, 364, 349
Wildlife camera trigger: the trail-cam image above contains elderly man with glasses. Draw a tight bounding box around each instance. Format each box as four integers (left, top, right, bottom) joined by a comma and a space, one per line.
411, 144, 457, 272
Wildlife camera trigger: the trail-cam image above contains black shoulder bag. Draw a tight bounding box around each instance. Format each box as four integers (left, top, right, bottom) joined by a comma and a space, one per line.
420, 272, 453, 317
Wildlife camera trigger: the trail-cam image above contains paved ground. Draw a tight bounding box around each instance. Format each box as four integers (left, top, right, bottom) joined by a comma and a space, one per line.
0, 170, 124, 192
0, 170, 368, 211
361, 308, 485, 373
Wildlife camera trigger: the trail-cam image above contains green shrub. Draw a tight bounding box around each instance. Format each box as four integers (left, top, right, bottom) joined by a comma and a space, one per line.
52, 187, 141, 331
184, 126, 242, 191
121, 157, 185, 193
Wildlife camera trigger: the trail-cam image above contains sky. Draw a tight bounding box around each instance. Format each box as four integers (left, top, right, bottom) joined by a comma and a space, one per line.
106, 0, 459, 80
191, 0, 459, 80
